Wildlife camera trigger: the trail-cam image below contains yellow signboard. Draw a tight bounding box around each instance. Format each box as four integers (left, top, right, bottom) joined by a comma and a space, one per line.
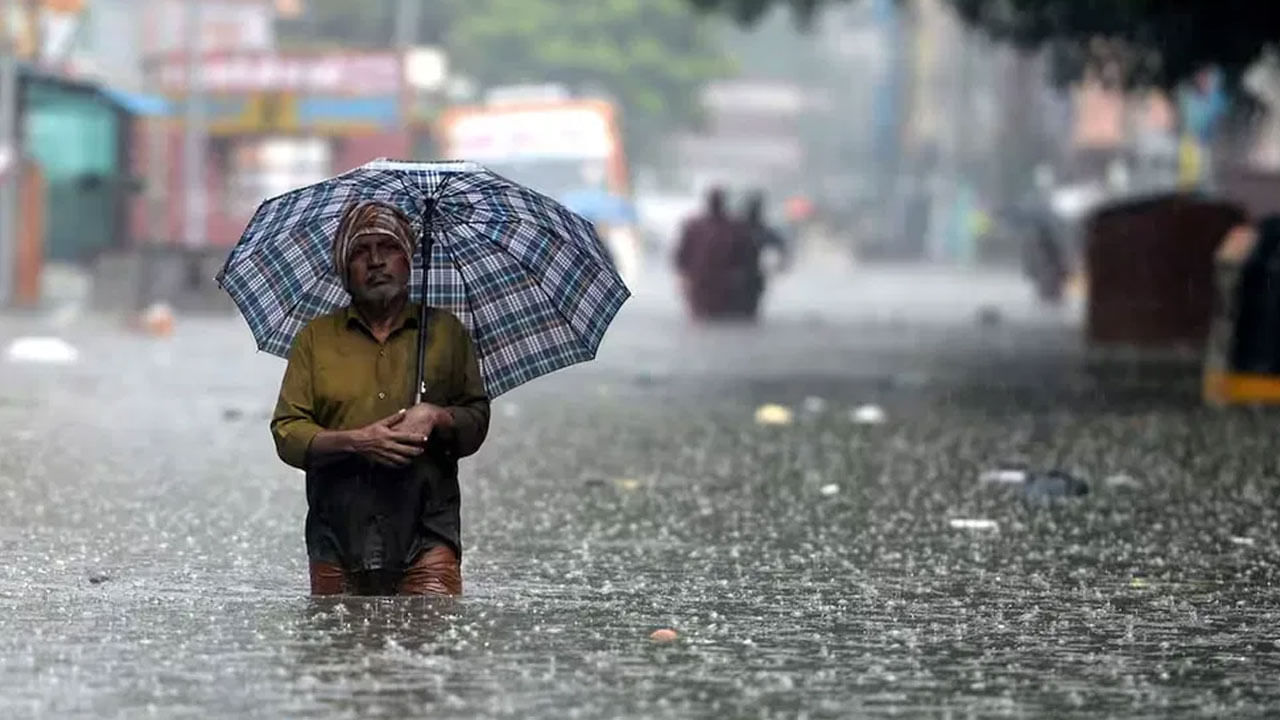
208, 92, 299, 134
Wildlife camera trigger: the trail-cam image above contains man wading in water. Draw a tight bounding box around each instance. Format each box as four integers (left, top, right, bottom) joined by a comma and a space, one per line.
270, 201, 490, 595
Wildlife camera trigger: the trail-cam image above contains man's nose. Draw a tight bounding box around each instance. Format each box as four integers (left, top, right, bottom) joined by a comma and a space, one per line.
367, 246, 387, 267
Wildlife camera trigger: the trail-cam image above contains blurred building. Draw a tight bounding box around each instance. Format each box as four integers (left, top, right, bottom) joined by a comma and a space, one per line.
0, 0, 454, 311
671, 80, 809, 197
143, 48, 437, 247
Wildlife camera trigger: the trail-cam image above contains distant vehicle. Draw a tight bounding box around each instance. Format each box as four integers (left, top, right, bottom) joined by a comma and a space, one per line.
436, 95, 641, 285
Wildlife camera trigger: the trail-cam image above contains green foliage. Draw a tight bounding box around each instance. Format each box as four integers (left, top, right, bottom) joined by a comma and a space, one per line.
280, 0, 732, 155
948, 0, 1280, 89
686, 0, 839, 28
444, 0, 734, 155
688, 0, 1280, 90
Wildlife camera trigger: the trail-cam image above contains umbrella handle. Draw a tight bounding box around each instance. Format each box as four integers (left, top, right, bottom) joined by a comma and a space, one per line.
413, 199, 436, 406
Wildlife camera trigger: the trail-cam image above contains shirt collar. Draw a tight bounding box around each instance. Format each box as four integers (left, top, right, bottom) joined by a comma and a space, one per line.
344, 301, 420, 336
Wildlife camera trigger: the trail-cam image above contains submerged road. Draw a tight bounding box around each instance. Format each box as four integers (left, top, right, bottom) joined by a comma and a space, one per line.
1, 262, 1277, 718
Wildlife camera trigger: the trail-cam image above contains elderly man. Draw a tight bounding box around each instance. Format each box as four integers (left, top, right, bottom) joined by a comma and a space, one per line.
271, 201, 490, 596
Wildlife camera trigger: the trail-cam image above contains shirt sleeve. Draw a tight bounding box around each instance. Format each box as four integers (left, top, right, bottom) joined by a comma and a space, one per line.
444, 314, 490, 458
270, 324, 324, 470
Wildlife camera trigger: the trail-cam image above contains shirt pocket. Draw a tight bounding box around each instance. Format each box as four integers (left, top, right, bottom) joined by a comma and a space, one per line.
313, 347, 369, 410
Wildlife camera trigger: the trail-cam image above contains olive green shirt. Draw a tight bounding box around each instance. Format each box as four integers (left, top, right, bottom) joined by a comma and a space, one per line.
271, 303, 489, 467
270, 303, 490, 569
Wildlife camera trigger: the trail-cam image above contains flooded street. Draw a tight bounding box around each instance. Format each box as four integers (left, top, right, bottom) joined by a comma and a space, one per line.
2, 264, 1279, 718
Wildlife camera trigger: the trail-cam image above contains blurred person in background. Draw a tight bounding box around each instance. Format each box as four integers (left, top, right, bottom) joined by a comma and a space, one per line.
674, 187, 753, 321
271, 201, 490, 596
738, 190, 791, 318
1019, 165, 1068, 304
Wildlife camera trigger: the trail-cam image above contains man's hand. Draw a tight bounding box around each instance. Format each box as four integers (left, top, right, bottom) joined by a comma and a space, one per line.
400, 402, 455, 441
349, 409, 427, 468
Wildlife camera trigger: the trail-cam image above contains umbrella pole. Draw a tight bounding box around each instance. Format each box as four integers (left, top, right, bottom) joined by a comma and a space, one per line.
413, 200, 436, 406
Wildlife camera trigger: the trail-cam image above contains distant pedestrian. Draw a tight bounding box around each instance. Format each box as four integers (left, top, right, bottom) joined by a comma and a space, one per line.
674, 187, 754, 320
738, 191, 790, 317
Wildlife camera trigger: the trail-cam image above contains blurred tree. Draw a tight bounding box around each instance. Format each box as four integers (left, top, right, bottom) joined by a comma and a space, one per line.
947, 0, 1280, 91
445, 0, 733, 158
690, 0, 1280, 91
686, 0, 836, 28
280, 0, 732, 158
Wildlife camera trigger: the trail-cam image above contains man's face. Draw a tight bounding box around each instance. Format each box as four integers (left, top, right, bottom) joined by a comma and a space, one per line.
347, 232, 410, 306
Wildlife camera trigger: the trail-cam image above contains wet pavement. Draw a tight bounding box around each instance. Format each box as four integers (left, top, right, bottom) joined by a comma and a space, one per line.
2, 263, 1279, 718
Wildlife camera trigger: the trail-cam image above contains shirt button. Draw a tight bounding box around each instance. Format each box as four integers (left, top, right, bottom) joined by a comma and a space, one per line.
377, 392, 386, 399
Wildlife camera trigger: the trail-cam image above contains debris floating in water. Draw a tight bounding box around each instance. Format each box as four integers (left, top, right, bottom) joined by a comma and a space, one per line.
851, 404, 887, 425
88, 574, 111, 585
754, 404, 794, 426
1024, 470, 1089, 499
222, 408, 245, 422
1230, 536, 1257, 547
979, 467, 1089, 499
137, 302, 176, 337
949, 518, 999, 532
803, 396, 827, 414
819, 483, 840, 497
1104, 474, 1142, 491
1130, 577, 1150, 589
5, 336, 79, 365
614, 478, 641, 492
979, 468, 1029, 485
649, 628, 678, 644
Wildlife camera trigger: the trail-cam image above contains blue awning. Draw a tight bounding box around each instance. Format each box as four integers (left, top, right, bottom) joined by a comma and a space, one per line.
101, 87, 172, 117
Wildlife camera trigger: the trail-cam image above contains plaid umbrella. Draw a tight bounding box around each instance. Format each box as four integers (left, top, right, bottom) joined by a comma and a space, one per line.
216, 159, 630, 397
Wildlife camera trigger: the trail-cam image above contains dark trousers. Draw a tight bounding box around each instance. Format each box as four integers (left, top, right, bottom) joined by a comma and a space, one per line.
309, 544, 462, 596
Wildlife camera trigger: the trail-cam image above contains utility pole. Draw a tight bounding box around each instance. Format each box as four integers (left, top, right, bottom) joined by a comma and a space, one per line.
144, 0, 169, 244
394, 0, 421, 49
181, 0, 206, 247
0, 0, 18, 307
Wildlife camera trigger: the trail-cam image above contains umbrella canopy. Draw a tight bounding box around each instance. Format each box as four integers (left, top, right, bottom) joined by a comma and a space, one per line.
560, 187, 638, 226
216, 159, 630, 397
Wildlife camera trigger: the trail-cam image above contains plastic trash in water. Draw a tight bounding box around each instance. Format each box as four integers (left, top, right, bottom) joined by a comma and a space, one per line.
819, 483, 840, 497
138, 302, 175, 337
1230, 536, 1257, 547
1104, 474, 1142, 491
978, 467, 1089, 501
949, 518, 999, 532
1024, 470, 1088, 499
5, 337, 79, 365
650, 628, 678, 644
851, 404, 886, 425
979, 468, 1029, 485
803, 396, 827, 414
754, 404, 794, 426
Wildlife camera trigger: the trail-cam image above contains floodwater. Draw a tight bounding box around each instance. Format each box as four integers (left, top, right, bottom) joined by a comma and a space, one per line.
2, 264, 1279, 718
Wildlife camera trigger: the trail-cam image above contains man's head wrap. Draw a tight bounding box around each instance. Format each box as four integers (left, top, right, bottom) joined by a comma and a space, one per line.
332, 201, 416, 289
